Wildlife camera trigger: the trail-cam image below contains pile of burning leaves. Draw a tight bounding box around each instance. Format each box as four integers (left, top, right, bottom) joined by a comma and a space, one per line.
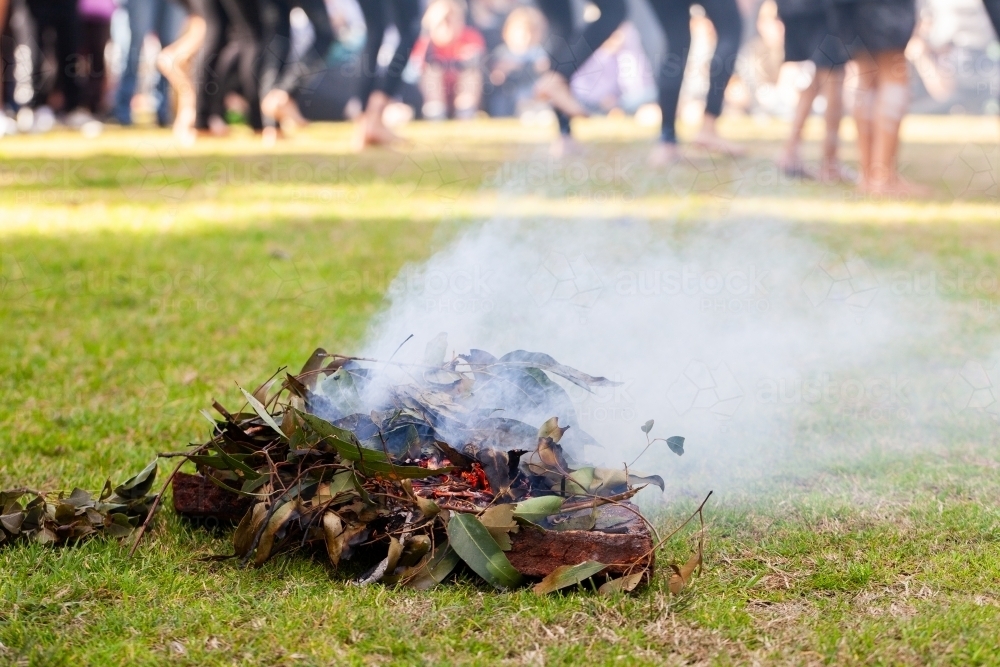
164, 343, 694, 594
0, 463, 158, 548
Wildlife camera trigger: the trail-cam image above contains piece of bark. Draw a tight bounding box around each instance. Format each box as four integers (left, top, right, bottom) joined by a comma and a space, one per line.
172, 471, 253, 522
507, 503, 654, 578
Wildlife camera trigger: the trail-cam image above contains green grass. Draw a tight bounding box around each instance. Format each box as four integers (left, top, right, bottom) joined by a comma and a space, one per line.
3, 117, 1000, 666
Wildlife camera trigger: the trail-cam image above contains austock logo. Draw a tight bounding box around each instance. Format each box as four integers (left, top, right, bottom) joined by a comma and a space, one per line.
941, 143, 998, 200
388, 143, 471, 201
667, 360, 744, 420
116, 142, 194, 207
527, 252, 603, 310
801, 253, 879, 320
0, 253, 50, 304
944, 360, 1000, 419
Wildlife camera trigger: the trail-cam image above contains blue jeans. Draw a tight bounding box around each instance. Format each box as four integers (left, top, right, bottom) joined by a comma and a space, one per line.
113, 0, 187, 125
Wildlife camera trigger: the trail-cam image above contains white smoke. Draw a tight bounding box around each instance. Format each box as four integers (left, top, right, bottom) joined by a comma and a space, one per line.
355, 216, 993, 498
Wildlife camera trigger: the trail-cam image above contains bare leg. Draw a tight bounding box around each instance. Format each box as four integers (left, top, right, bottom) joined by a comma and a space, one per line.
355, 90, 402, 149
692, 113, 746, 156
779, 68, 822, 177
0, 0, 8, 110
867, 49, 927, 196
818, 66, 851, 183
157, 15, 207, 143
454, 67, 482, 120
534, 71, 588, 118
851, 51, 877, 191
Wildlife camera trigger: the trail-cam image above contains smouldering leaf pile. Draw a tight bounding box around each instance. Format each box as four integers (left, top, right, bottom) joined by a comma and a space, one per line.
176, 343, 688, 593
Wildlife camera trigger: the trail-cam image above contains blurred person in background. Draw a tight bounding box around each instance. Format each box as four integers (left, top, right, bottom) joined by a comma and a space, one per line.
23, 0, 92, 132
487, 5, 548, 117
469, 0, 514, 53
0, 0, 9, 133
836, 0, 922, 195
412, 0, 485, 120
258, 0, 334, 143
647, 0, 745, 166
355, 0, 421, 147
535, 0, 626, 155
196, 0, 263, 138
77, 0, 115, 118
158, 0, 206, 142
988, 0, 1000, 107
113, 0, 186, 127
569, 22, 656, 115
775, 0, 852, 182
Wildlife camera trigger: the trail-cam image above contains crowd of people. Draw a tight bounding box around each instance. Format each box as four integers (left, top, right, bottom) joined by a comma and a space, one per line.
1, 0, 999, 194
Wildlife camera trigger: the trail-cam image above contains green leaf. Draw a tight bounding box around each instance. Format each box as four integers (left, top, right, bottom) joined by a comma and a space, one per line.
667, 436, 685, 456
105, 513, 135, 538
300, 412, 452, 478
563, 467, 594, 496
240, 475, 269, 494
114, 460, 158, 500
210, 442, 263, 481
405, 544, 460, 590
512, 496, 564, 523
641, 419, 654, 434
533, 560, 606, 595
447, 512, 523, 590
352, 458, 451, 480
298, 411, 379, 460
240, 387, 286, 437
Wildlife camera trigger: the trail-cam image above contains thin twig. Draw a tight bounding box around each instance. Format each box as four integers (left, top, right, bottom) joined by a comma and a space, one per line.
128, 450, 204, 557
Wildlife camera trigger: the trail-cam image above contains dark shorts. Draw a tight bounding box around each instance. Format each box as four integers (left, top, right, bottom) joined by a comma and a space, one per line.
782, 12, 850, 68
834, 0, 916, 56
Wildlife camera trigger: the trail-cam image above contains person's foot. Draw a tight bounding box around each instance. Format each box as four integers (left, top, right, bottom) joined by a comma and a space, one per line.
691, 130, 745, 157
260, 89, 289, 120
776, 152, 813, 179
352, 117, 400, 151
534, 71, 588, 118
353, 91, 403, 151
262, 125, 280, 146
648, 141, 681, 168
207, 114, 229, 137
172, 106, 198, 144
21, 106, 55, 134
861, 174, 930, 198
262, 89, 308, 135
818, 160, 858, 185
0, 113, 18, 137
549, 134, 581, 158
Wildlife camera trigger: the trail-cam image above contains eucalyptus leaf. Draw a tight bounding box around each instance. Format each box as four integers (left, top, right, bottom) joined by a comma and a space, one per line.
533, 560, 607, 595
598, 572, 644, 595
114, 460, 158, 500
405, 544, 460, 590
240, 387, 286, 437
512, 496, 564, 524
253, 500, 298, 566
447, 512, 523, 590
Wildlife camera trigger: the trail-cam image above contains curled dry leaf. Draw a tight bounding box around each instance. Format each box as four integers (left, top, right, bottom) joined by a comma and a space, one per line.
668, 549, 702, 595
